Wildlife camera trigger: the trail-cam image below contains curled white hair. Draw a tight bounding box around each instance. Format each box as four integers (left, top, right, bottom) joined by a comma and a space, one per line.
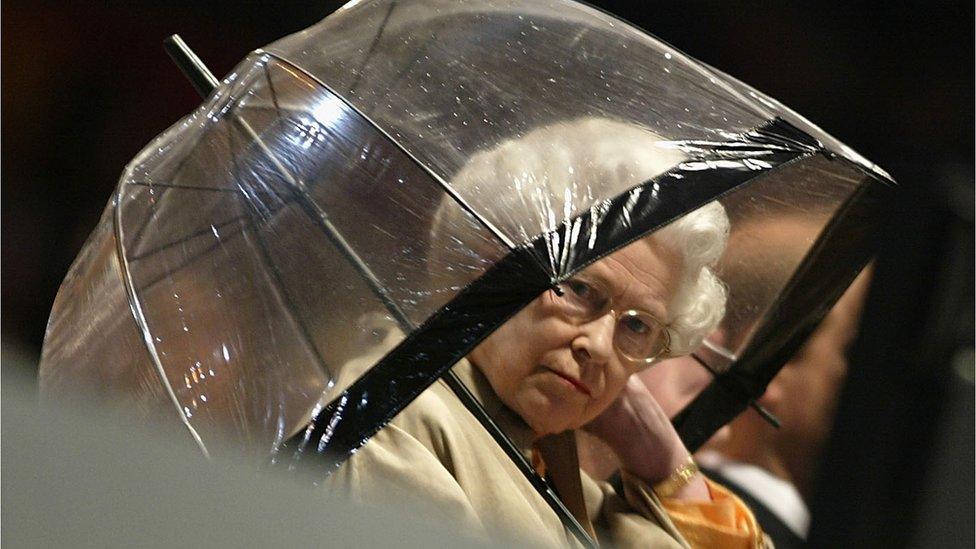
431, 117, 728, 357
655, 201, 729, 356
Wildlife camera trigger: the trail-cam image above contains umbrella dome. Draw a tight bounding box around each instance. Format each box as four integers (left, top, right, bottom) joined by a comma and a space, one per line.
40, 0, 890, 478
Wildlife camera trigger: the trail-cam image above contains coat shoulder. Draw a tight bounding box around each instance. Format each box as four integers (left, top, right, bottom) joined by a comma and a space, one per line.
385, 379, 474, 467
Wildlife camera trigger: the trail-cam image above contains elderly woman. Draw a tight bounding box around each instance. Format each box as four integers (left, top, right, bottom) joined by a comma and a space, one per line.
327, 118, 763, 548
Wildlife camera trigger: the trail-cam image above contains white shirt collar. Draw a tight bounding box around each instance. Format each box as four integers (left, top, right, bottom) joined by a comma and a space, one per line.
697, 450, 810, 538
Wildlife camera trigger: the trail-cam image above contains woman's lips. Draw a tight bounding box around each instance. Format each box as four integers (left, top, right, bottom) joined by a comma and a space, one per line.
547, 368, 592, 397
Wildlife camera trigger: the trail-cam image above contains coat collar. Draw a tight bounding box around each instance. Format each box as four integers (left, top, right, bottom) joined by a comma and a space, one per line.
449, 358, 595, 537
449, 358, 537, 455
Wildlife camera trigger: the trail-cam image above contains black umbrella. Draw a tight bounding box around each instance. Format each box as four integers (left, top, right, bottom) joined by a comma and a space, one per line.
39, 0, 891, 545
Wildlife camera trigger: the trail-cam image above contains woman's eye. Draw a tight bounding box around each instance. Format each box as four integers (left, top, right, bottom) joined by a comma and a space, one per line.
567, 280, 591, 298
560, 279, 608, 315
622, 317, 649, 334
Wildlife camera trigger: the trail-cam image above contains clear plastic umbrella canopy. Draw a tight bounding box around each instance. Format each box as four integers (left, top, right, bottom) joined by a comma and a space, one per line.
40, 0, 890, 472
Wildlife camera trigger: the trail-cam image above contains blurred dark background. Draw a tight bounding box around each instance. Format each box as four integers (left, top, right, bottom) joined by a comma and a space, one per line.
2, 1, 973, 369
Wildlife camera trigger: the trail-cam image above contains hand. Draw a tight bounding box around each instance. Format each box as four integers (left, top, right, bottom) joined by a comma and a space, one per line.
584, 375, 709, 500
585, 375, 687, 481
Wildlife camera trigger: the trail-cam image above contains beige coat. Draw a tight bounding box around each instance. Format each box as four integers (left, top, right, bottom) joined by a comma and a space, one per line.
326, 359, 689, 547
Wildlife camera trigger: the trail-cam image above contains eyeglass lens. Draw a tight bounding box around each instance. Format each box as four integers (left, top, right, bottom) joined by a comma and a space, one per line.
554, 278, 668, 361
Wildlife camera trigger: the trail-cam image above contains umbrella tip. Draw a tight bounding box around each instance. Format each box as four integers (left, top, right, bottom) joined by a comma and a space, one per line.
163, 33, 219, 99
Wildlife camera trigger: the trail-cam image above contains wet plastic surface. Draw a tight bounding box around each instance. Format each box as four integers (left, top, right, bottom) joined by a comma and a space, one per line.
40, 0, 891, 474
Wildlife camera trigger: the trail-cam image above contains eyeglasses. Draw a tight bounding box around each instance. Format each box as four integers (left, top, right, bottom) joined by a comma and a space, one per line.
552, 276, 671, 364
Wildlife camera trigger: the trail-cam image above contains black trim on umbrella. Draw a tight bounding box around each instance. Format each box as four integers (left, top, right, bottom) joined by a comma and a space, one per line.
673, 161, 892, 450
277, 117, 820, 472
277, 244, 548, 461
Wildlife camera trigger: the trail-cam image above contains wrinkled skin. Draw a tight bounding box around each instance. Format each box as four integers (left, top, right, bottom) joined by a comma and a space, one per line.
469, 237, 679, 436
711, 269, 871, 500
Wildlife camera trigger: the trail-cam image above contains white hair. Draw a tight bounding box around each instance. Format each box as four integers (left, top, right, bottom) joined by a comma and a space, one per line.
654, 200, 728, 355
431, 117, 728, 356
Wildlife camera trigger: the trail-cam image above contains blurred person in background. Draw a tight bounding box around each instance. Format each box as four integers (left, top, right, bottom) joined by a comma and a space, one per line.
697, 269, 871, 547
698, 201, 873, 546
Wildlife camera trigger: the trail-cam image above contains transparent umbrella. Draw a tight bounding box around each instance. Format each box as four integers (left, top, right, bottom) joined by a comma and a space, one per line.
39, 0, 891, 544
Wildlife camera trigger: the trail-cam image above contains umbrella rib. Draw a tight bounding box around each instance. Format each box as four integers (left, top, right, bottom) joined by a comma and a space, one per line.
127, 83, 251, 254
242, 215, 339, 383
262, 51, 521, 255
128, 180, 244, 193
362, 10, 442, 120
125, 210, 250, 262
130, 218, 246, 293
128, 105, 228, 249
125, 189, 294, 292
224, 110, 337, 382
234, 61, 417, 330
263, 62, 281, 113
253, 53, 405, 339
113, 183, 211, 458
347, 0, 397, 96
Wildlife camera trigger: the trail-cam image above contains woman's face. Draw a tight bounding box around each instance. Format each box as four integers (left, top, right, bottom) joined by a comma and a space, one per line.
469, 238, 681, 436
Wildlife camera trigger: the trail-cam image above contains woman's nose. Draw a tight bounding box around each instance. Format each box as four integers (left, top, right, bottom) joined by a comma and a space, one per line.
571, 314, 616, 364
